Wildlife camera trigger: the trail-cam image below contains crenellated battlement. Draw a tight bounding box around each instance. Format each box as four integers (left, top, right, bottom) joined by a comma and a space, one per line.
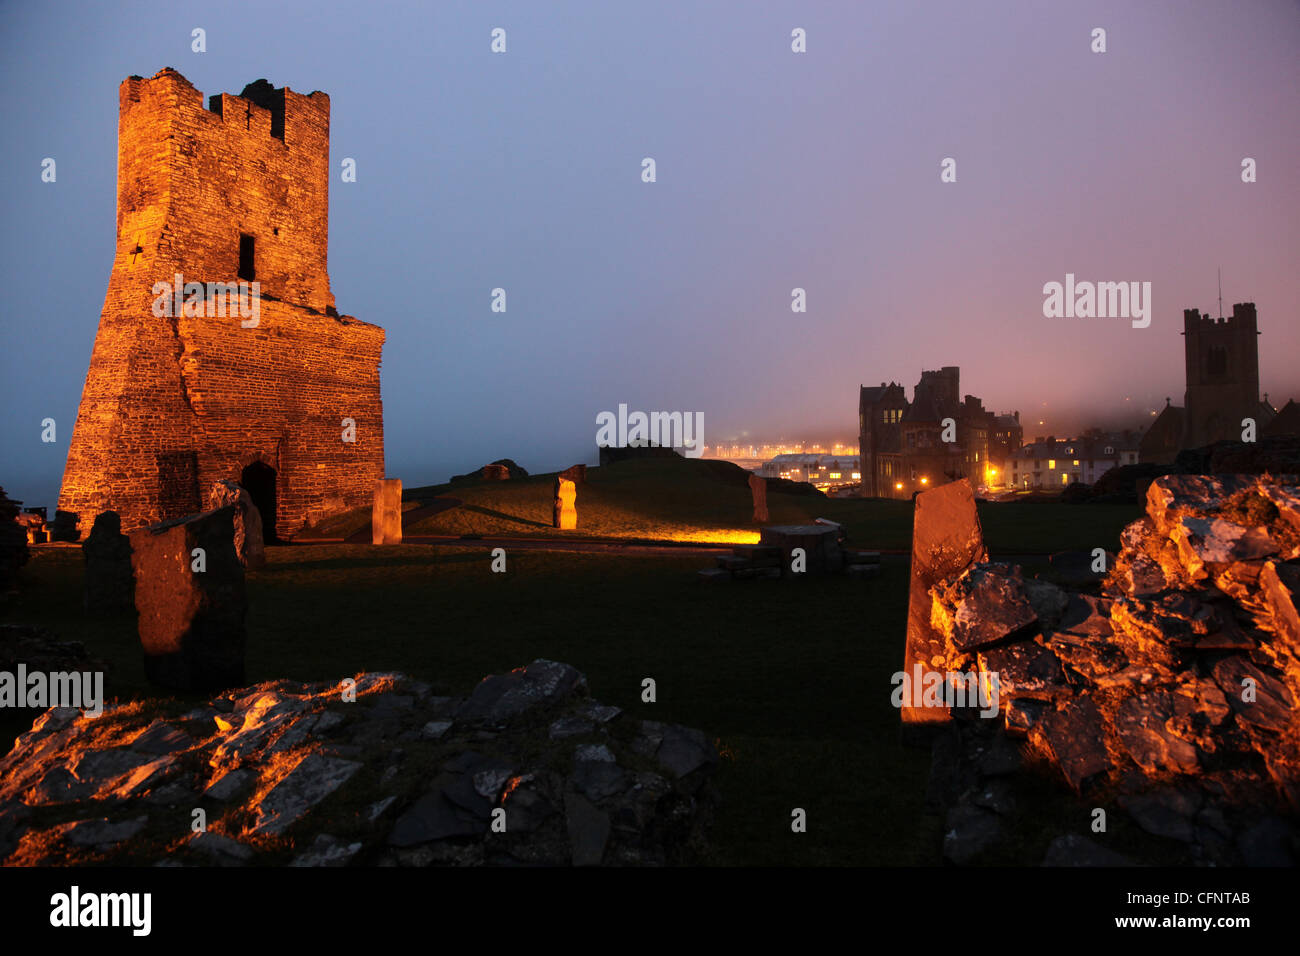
113, 67, 334, 314
1182, 302, 1258, 334
122, 68, 328, 145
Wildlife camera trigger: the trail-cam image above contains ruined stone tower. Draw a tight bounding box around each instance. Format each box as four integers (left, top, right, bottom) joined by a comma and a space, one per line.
1182, 303, 1261, 448
59, 68, 385, 540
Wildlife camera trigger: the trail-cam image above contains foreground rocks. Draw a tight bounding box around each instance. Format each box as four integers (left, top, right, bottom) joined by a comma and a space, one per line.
0, 660, 718, 866
921, 473, 1300, 865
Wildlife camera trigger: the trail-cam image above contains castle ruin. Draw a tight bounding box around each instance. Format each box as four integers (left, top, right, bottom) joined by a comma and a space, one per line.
59, 68, 384, 540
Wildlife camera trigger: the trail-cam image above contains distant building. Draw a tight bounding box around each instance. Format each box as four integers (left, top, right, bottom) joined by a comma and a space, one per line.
1009, 434, 1141, 490
1265, 399, 1300, 439
858, 366, 1014, 498
760, 454, 860, 490
1140, 303, 1282, 463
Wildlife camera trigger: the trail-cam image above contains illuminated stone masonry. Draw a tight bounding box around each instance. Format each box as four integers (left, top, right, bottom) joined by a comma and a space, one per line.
58, 68, 384, 540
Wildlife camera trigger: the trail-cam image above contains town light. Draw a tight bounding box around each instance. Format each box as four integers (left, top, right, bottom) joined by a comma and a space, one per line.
895, 482, 903, 490
920, 477, 929, 485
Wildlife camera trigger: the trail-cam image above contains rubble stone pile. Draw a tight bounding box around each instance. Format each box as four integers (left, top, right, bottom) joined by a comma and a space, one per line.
925, 474, 1300, 865
0, 660, 718, 866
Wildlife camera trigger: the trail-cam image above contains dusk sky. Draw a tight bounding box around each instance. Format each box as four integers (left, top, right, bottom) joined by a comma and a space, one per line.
2, 0, 1297, 511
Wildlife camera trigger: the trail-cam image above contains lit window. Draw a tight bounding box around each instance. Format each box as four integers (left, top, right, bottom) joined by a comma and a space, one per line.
851, 473, 860, 480
829, 472, 840, 479
1048, 459, 1056, 469
1062, 474, 1069, 485
1073, 460, 1079, 466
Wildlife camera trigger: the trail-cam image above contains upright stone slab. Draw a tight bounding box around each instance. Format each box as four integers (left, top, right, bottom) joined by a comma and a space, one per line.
372, 479, 402, 545
902, 479, 987, 733
207, 480, 266, 569
553, 478, 577, 530
82, 510, 135, 616
748, 474, 769, 523
130, 506, 246, 691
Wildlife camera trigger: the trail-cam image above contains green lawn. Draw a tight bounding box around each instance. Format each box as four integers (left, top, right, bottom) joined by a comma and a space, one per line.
5, 543, 935, 866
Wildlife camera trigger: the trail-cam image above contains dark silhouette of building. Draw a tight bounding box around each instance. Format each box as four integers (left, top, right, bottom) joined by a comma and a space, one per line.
1140, 303, 1280, 463
858, 367, 1013, 498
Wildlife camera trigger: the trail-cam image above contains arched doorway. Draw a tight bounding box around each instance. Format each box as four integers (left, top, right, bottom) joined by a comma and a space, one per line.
240, 461, 278, 544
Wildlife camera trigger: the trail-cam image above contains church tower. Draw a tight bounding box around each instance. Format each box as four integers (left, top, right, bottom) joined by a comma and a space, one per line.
1182, 302, 1261, 448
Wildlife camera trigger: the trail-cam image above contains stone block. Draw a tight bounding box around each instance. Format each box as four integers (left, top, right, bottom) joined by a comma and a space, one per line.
902, 479, 986, 730
372, 479, 402, 545
748, 473, 769, 523
82, 511, 135, 616
553, 478, 577, 530
130, 507, 246, 692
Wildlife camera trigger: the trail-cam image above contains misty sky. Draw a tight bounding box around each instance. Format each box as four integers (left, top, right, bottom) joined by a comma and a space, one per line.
1, 0, 1297, 511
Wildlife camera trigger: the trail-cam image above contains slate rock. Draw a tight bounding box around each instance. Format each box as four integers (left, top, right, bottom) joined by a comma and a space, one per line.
1172, 516, 1277, 580
573, 759, 628, 802
388, 788, 483, 846
565, 792, 610, 866
1024, 577, 1071, 627
457, 659, 587, 723
978, 641, 1065, 702
1118, 788, 1201, 843
655, 724, 718, 779
290, 833, 364, 867
251, 754, 362, 836
549, 716, 595, 739
67, 815, 148, 847
943, 802, 1002, 864
1260, 561, 1300, 654
1031, 698, 1110, 792
1211, 657, 1295, 732
931, 563, 1038, 653
190, 831, 255, 864
203, 769, 255, 803
1114, 692, 1200, 775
